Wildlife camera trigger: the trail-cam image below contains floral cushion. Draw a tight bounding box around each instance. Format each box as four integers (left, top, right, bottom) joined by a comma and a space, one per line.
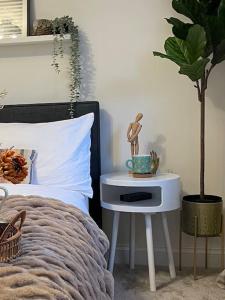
0, 149, 36, 184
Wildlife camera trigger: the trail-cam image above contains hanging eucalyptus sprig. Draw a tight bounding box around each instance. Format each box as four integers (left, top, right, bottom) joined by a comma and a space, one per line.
52, 16, 81, 118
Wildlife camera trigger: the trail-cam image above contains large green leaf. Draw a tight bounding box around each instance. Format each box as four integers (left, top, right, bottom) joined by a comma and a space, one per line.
202, 21, 214, 57
154, 0, 225, 83
166, 17, 192, 39
212, 39, 225, 64
172, 0, 203, 23
153, 51, 185, 66
171, 0, 225, 56
179, 58, 210, 81
206, 15, 225, 46
154, 51, 209, 81
186, 25, 207, 63
154, 25, 208, 80
200, 0, 221, 15
164, 37, 189, 64
162, 25, 207, 65
218, 0, 225, 19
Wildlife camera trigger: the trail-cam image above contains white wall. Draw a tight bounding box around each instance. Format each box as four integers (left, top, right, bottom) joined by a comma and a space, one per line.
1, 0, 225, 267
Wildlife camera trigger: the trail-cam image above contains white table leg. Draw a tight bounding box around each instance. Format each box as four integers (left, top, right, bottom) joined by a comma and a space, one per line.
129, 213, 135, 270
108, 211, 120, 273
145, 213, 156, 292
161, 212, 176, 279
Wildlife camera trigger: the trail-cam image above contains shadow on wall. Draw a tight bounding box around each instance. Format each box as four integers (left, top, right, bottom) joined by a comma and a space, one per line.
64, 29, 95, 101
208, 63, 225, 111
208, 63, 225, 197
100, 110, 124, 174
0, 28, 96, 104
100, 109, 114, 173
79, 30, 95, 102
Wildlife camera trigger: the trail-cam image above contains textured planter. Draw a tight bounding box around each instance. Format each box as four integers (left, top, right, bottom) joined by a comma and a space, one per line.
182, 195, 223, 237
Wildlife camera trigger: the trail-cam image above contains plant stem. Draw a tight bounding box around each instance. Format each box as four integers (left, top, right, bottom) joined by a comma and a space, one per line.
199, 65, 215, 201
195, 80, 201, 100
200, 88, 205, 201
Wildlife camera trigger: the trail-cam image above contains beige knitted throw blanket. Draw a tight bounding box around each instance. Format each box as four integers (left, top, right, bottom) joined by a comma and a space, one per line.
217, 269, 225, 289
0, 196, 113, 300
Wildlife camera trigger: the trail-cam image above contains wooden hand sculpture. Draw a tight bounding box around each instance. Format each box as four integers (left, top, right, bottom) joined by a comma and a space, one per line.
127, 113, 143, 156
150, 151, 159, 174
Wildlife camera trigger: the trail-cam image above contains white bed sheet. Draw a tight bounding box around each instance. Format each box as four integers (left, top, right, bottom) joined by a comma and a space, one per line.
0, 184, 89, 215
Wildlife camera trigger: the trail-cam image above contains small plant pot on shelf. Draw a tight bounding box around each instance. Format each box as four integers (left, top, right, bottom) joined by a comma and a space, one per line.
182, 195, 223, 237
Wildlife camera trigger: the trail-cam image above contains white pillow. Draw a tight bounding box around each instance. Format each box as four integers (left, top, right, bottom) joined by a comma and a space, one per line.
0, 113, 94, 197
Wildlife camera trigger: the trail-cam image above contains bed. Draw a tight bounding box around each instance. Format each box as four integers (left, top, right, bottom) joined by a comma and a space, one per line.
0, 102, 113, 300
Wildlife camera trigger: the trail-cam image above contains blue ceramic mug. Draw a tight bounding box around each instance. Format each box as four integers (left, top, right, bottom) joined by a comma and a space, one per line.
126, 155, 152, 174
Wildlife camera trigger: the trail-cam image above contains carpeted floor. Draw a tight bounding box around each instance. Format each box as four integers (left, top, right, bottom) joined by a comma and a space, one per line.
114, 266, 224, 300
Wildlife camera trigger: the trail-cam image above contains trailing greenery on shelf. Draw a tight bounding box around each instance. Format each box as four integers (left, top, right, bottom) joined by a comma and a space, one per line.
153, 0, 225, 201
52, 16, 81, 118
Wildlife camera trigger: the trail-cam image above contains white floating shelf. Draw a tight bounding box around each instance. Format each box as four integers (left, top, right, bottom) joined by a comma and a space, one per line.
0, 35, 70, 46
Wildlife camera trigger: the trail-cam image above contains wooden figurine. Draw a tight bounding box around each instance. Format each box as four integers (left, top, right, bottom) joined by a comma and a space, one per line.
127, 113, 143, 156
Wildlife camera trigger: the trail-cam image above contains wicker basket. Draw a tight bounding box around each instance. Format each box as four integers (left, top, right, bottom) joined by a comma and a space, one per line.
0, 211, 26, 262
33, 27, 53, 36
32, 19, 53, 36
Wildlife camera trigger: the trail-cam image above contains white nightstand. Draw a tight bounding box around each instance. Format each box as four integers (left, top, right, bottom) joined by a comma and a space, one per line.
100, 172, 181, 292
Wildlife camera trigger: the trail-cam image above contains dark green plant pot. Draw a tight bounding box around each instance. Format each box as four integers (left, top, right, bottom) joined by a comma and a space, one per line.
182, 195, 223, 237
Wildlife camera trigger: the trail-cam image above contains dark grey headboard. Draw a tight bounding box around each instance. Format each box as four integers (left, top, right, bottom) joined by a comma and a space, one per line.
0, 101, 102, 227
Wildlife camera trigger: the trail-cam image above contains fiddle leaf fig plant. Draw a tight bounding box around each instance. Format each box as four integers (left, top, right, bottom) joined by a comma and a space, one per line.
153, 0, 225, 201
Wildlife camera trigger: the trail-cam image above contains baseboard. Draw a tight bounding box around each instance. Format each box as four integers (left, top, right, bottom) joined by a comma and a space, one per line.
115, 245, 224, 269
